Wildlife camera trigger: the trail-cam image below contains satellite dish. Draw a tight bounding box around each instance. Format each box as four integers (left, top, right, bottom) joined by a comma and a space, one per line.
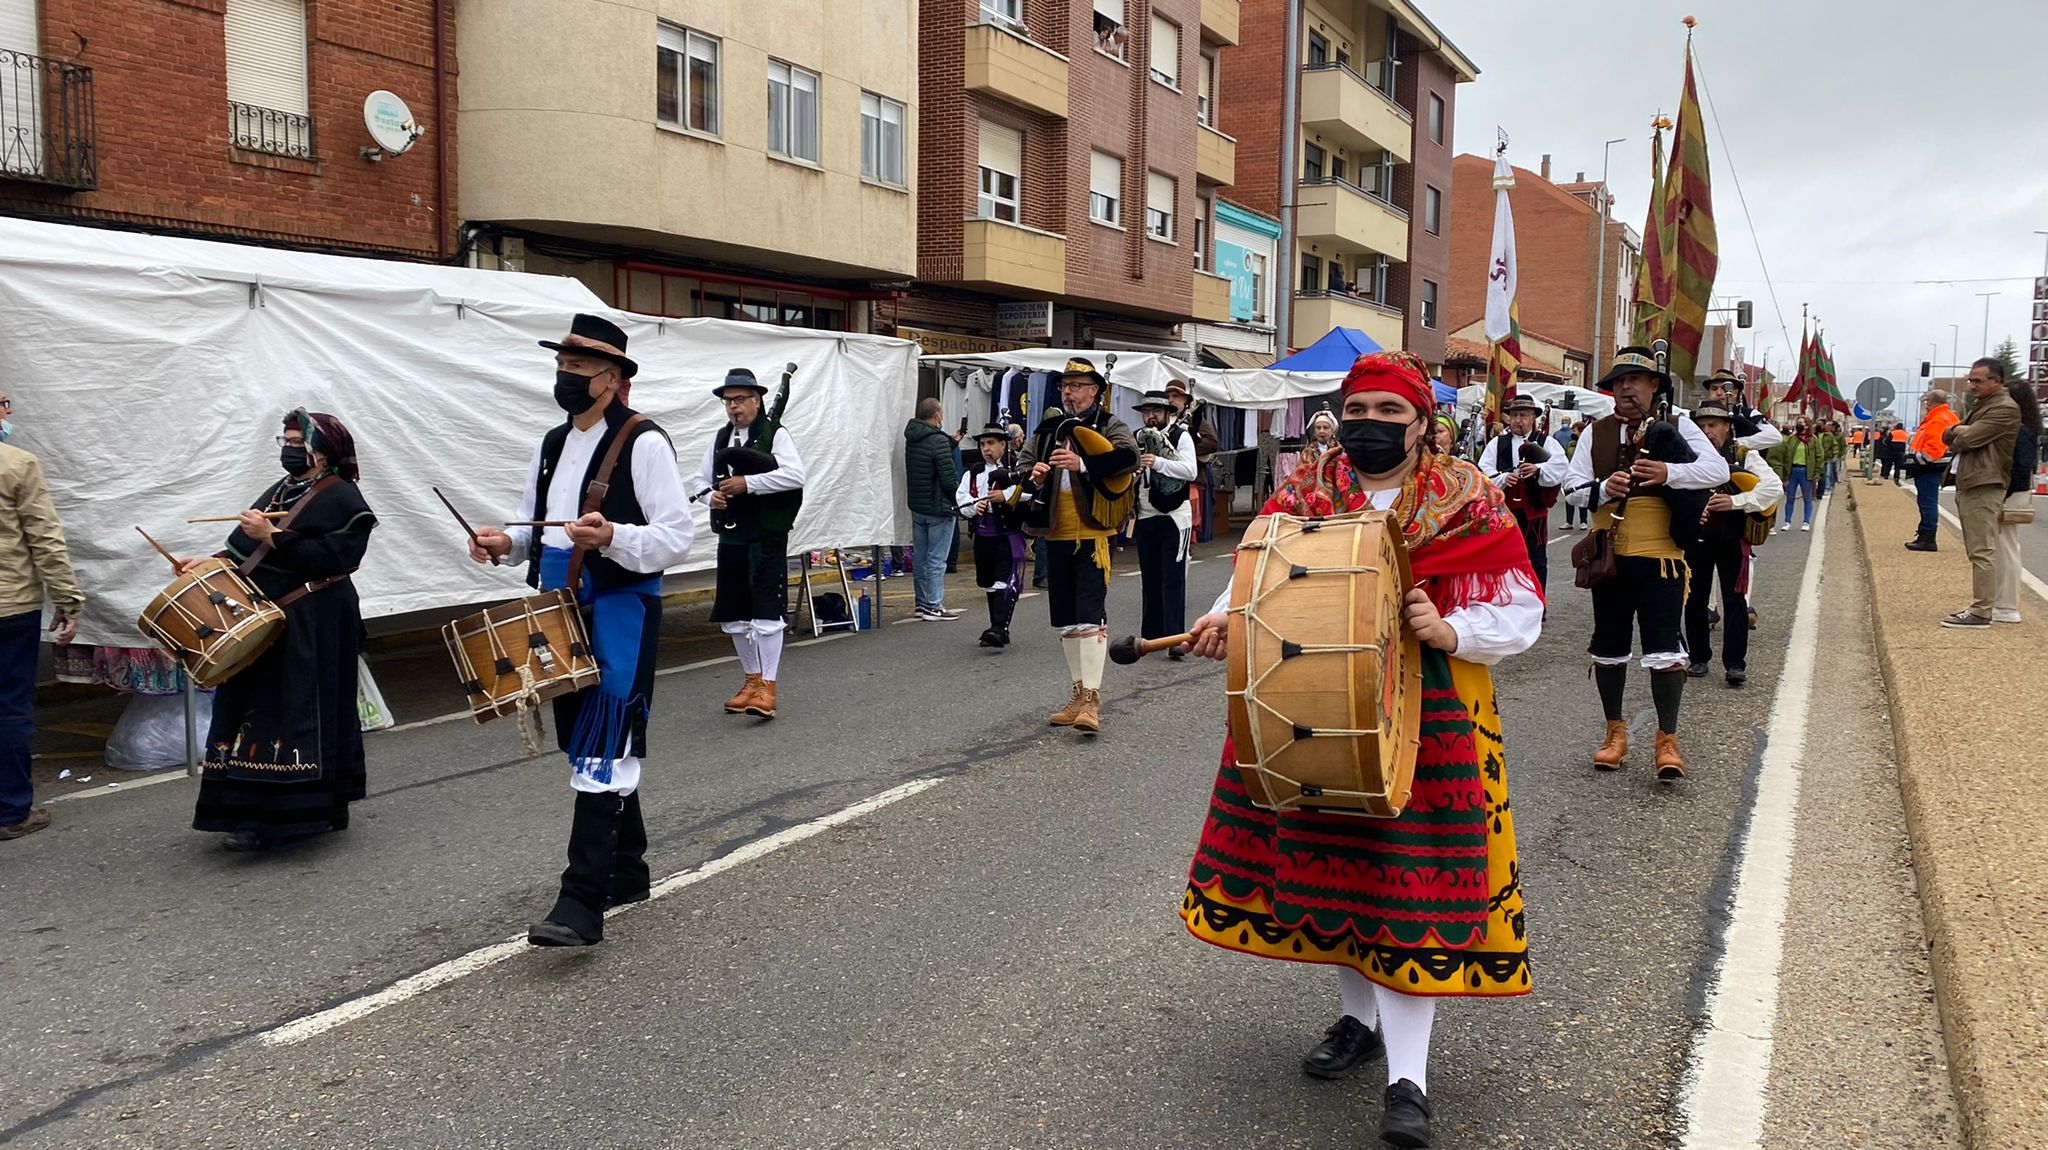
362, 90, 423, 158
1854, 376, 1896, 413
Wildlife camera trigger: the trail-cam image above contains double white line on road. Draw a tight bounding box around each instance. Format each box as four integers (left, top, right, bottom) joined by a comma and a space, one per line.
257, 775, 950, 1048
1676, 499, 1829, 1149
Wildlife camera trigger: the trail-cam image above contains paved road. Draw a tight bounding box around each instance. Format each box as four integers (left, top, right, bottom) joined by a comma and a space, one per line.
0, 505, 1956, 1148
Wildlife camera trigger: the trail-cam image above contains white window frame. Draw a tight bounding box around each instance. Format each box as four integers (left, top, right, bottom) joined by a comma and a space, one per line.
977, 120, 1021, 223
860, 91, 905, 187
767, 59, 820, 164
1425, 184, 1442, 235
657, 24, 720, 136
980, 0, 1024, 30
1245, 250, 1269, 323
1192, 205, 1207, 269
1089, 150, 1122, 227
1146, 169, 1174, 242
1149, 13, 1179, 88
1197, 53, 1216, 125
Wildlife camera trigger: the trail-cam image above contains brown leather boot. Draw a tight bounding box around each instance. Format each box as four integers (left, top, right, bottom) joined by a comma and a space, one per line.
1655, 731, 1685, 779
1070, 688, 1102, 735
725, 673, 763, 714
744, 679, 777, 719
1592, 720, 1630, 771
1048, 681, 1086, 726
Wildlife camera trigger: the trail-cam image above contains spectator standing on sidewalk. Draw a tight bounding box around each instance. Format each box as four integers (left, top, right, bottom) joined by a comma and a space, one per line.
1990, 379, 2041, 625
1903, 391, 1960, 552
1, 388, 83, 841
904, 398, 962, 620
1938, 360, 2021, 628
1767, 420, 1819, 532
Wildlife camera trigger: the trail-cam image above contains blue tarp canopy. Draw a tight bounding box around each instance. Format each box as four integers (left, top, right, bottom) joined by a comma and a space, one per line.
1267, 326, 1381, 372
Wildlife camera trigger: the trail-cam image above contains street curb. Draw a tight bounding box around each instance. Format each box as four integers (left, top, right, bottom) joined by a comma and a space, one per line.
1848, 481, 2048, 1149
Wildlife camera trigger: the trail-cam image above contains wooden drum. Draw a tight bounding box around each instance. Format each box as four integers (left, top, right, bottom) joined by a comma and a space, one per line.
442, 590, 601, 723
136, 558, 286, 689
1225, 511, 1422, 818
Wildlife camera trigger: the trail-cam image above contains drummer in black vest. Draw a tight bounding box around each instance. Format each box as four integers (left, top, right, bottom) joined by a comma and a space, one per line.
1477, 393, 1567, 590
469, 314, 694, 947
694, 368, 807, 721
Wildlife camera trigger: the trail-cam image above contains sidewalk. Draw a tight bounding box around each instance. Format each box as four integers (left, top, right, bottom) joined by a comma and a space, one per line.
1848, 479, 2048, 1149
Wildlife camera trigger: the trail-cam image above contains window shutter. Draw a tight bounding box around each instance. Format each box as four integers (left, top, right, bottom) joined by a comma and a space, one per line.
0, 0, 38, 54
1092, 0, 1123, 22
978, 121, 1021, 175
224, 0, 309, 116
1198, 56, 1213, 102
1090, 150, 1121, 200
1149, 15, 1177, 84
1147, 170, 1172, 217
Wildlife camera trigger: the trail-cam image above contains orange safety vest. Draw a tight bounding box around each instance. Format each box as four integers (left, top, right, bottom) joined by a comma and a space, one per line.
1909, 405, 1959, 461
1889, 427, 1908, 443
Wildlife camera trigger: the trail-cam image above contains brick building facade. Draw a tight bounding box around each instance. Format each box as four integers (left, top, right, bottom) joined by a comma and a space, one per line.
1446, 153, 1639, 379
0, 0, 456, 259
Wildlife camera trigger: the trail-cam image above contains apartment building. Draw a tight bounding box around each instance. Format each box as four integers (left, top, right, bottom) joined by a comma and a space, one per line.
1215, 0, 1475, 367
889, 0, 1237, 356
459, 0, 918, 331
0, 0, 454, 258
1447, 153, 1642, 381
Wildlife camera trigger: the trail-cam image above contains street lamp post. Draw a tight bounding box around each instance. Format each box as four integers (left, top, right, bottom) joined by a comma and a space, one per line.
1948, 323, 1960, 378
1976, 291, 2000, 357
1589, 136, 1628, 376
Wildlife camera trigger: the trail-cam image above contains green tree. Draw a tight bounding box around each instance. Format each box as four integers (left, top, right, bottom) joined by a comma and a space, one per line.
1994, 337, 2024, 384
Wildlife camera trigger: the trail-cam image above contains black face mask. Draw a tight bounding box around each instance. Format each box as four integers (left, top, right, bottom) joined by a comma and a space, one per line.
1338, 417, 1416, 476
554, 369, 603, 415
280, 444, 311, 475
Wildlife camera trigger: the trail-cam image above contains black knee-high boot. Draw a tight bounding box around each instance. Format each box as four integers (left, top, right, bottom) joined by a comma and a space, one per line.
980, 590, 1006, 648
994, 590, 1016, 645
610, 792, 650, 907
1650, 670, 1686, 736
531, 790, 625, 946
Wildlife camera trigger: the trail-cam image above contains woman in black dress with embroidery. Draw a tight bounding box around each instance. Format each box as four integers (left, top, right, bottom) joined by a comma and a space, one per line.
177, 410, 375, 851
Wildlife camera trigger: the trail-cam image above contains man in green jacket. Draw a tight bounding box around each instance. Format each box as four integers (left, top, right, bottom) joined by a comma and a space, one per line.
904, 397, 962, 621
1939, 359, 2022, 628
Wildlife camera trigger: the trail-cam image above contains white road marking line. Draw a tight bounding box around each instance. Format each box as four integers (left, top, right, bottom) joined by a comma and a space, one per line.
43, 770, 191, 804
258, 775, 950, 1048
1677, 497, 1829, 1150
1938, 506, 2048, 603
789, 632, 853, 648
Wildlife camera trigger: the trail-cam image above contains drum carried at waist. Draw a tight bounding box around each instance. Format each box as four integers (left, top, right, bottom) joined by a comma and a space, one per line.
1225, 511, 1422, 818
136, 558, 286, 689
442, 589, 601, 723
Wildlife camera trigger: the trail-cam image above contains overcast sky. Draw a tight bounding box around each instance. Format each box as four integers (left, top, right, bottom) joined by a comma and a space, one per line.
1442, 0, 2048, 407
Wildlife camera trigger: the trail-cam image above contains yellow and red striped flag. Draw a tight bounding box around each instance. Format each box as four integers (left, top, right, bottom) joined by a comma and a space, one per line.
1630, 119, 1670, 348
1661, 36, 1719, 384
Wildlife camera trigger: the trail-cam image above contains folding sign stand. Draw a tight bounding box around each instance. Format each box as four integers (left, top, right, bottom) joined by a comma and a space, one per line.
796, 551, 861, 638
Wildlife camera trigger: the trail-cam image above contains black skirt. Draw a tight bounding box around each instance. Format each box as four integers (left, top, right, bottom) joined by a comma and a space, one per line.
710, 535, 789, 623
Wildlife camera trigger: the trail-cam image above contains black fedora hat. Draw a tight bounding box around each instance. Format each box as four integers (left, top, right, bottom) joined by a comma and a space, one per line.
539, 313, 639, 379
972, 423, 1011, 442
1594, 346, 1671, 393
1134, 389, 1175, 411
713, 367, 770, 399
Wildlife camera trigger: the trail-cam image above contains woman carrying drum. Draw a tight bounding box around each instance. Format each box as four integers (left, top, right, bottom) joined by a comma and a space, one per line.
176, 410, 374, 852
1177, 352, 1541, 1148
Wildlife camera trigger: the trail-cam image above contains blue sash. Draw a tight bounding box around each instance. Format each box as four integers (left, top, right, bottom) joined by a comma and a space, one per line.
539, 547, 661, 785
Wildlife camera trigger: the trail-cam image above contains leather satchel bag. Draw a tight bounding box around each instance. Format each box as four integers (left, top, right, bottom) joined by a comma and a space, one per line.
1571, 527, 1617, 589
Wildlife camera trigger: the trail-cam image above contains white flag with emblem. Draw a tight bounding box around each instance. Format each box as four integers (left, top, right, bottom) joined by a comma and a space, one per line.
1483, 152, 1517, 343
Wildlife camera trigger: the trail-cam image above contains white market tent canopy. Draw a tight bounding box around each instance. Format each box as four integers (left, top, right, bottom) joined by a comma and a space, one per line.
1454, 382, 1615, 422
0, 216, 918, 646
916, 348, 1342, 410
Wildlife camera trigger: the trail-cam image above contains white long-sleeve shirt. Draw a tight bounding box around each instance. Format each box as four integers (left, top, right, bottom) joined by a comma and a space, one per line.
1205, 487, 1542, 667
506, 421, 695, 573
1562, 413, 1730, 509
955, 467, 1023, 517
1735, 411, 1782, 452
1135, 424, 1199, 528
692, 422, 808, 500
1477, 430, 1568, 492
1727, 445, 1785, 514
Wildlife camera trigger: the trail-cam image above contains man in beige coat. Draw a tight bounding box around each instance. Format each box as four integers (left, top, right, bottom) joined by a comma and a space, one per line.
1939, 358, 2022, 628
1, 387, 84, 839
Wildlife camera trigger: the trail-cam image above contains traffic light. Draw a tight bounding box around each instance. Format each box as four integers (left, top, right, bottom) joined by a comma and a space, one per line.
1921, 361, 1932, 378
1736, 300, 1753, 329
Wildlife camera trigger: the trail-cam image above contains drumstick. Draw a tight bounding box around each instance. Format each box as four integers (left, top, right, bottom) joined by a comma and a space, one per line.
1109, 632, 1197, 665
185, 511, 289, 524
432, 485, 500, 567
134, 526, 179, 569
502, 520, 575, 528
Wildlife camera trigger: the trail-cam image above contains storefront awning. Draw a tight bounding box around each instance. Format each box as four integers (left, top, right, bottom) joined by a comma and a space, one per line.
1201, 347, 1271, 371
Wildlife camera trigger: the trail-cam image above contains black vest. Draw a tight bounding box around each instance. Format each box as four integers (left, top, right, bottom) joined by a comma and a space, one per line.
526, 403, 670, 591
710, 418, 802, 543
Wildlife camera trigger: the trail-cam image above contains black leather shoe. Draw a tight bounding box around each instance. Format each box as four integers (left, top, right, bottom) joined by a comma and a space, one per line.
1725, 668, 1747, 687
1687, 662, 1709, 678
1381, 1079, 1433, 1148
527, 920, 599, 947
1301, 1015, 1384, 1080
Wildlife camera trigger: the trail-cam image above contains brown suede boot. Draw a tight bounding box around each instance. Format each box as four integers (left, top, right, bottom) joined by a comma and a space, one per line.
1070, 688, 1102, 735
1048, 681, 1086, 726
725, 673, 763, 714
744, 680, 777, 719
1592, 720, 1630, 771
1655, 731, 1685, 779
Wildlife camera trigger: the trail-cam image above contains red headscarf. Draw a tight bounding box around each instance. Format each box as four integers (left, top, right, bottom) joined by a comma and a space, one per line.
1341, 350, 1436, 416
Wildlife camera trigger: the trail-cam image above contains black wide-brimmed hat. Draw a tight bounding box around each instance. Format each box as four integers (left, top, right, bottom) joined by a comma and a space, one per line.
1701, 369, 1744, 389
1595, 346, 1672, 393
973, 423, 1011, 442
1504, 392, 1542, 414
1061, 357, 1106, 389
1134, 389, 1175, 411
539, 313, 639, 379
1691, 398, 1736, 422
713, 367, 770, 399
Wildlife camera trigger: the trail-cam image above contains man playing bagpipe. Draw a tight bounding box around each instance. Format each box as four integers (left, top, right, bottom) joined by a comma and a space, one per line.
955, 423, 1033, 649
1682, 399, 1783, 688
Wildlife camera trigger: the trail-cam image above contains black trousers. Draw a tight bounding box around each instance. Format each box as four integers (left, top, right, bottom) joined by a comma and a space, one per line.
1683, 543, 1749, 672
1589, 554, 1688, 665
1134, 516, 1188, 640
1511, 507, 1550, 590
1043, 539, 1109, 628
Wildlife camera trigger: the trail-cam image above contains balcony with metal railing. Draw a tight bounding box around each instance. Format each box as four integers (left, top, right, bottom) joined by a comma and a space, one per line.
0, 48, 97, 190
229, 102, 315, 160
